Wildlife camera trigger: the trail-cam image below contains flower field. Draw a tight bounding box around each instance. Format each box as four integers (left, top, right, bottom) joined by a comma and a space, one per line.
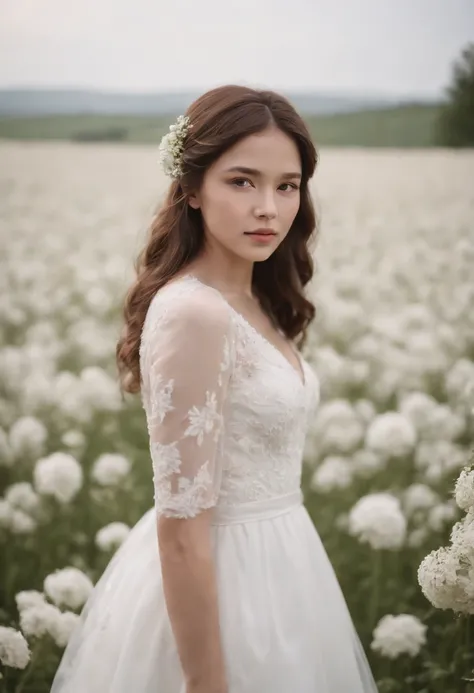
1, 141, 473, 692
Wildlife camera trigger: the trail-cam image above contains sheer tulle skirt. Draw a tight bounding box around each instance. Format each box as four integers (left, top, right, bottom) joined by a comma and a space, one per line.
51, 493, 378, 693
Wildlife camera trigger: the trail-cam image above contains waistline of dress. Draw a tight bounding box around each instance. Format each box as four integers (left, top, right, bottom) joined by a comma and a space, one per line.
211, 489, 304, 526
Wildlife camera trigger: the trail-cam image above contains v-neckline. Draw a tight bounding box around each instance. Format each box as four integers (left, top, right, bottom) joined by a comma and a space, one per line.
180, 274, 306, 388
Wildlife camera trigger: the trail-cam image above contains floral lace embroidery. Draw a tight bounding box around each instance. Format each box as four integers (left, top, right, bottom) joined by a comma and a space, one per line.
185, 390, 221, 445
158, 460, 217, 519
150, 440, 181, 481
149, 374, 174, 425
139, 276, 320, 518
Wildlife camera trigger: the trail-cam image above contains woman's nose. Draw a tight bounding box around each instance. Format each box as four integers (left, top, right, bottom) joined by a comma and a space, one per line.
254, 190, 277, 219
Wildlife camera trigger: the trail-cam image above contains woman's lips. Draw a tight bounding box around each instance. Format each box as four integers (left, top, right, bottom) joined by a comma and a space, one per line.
244, 231, 276, 242
245, 228, 276, 236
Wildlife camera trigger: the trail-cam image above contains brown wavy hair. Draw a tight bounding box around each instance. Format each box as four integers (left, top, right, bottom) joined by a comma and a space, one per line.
116, 84, 319, 395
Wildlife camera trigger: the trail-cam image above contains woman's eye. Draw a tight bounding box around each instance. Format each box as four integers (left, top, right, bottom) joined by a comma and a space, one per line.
231, 178, 251, 188
230, 179, 299, 191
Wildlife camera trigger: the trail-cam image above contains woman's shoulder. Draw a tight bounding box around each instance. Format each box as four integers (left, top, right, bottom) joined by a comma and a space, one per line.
145, 274, 232, 336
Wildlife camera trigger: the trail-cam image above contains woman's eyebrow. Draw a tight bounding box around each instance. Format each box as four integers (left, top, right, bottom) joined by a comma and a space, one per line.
224, 166, 302, 180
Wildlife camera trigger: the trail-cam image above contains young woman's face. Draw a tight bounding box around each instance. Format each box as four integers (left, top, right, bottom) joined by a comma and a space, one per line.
188, 125, 302, 263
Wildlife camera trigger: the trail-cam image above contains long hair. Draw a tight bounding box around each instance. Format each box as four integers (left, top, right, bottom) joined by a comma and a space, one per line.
116, 84, 319, 395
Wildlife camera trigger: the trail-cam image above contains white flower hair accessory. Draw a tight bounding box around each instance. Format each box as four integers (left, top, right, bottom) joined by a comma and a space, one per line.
158, 114, 192, 179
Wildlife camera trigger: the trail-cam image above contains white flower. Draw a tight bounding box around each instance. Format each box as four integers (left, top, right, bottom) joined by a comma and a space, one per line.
9, 416, 48, 459
348, 492, 407, 550
353, 399, 376, 424
314, 347, 369, 396
0, 626, 30, 669
399, 304, 434, 331
95, 521, 131, 551
44, 567, 94, 610
61, 430, 86, 449
371, 614, 427, 658
399, 392, 438, 433
91, 453, 131, 486
445, 358, 474, 408
50, 611, 81, 648
346, 360, 372, 387
454, 466, 474, 511
451, 512, 474, 562
403, 331, 448, 375
319, 299, 368, 346
52, 371, 90, 423
407, 527, 430, 548
10, 509, 37, 534
310, 456, 353, 493
351, 449, 386, 477
349, 334, 381, 361
427, 501, 458, 532
19, 371, 56, 411
80, 366, 122, 411
313, 400, 364, 455
67, 317, 114, 360
365, 367, 402, 405
33, 452, 83, 504
158, 114, 192, 178
312, 346, 345, 395
20, 602, 63, 639
0, 498, 36, 533
15, 590, 47, 613
415, 440, 467, 481
5, 482, 40, 514
366, 412, 417, 459
417, 404, 465, 443
402, 483, 440, 517
418, 545, 474, 614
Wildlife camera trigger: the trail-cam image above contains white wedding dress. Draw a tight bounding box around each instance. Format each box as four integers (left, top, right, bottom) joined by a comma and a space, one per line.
51, 274, 378, 693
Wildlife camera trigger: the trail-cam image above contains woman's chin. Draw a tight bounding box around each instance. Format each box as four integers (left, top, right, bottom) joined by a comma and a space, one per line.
235, 244, 277, 262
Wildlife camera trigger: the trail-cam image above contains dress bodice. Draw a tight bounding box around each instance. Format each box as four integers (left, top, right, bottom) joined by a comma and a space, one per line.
139, 274, 320, 518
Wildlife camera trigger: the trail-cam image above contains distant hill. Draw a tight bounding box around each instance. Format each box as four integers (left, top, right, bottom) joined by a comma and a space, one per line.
0, 87, 439, 117
0, 104, 440, 147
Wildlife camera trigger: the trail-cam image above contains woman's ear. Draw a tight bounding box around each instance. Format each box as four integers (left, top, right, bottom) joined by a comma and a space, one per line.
187, 193, 201, 210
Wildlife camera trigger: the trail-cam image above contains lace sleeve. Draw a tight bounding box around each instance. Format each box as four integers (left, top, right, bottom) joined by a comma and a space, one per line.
142, 289, 233, 519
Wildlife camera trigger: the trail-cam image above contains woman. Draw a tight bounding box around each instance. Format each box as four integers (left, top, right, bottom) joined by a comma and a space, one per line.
51, 84, 378, 693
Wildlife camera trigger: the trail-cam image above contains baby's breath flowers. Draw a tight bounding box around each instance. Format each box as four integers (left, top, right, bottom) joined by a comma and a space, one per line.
371, 614, 427, 658
158, 114, 192, 179
0, 626, 30, 669
417, 462, 474, 614
454, 464, 474, 511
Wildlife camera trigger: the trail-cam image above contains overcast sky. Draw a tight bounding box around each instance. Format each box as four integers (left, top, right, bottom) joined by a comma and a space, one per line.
1, 0, 473, 97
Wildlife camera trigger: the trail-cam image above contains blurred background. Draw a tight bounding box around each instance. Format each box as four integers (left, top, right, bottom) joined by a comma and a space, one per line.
1, 2, 474, 692
0, 0, 473, 146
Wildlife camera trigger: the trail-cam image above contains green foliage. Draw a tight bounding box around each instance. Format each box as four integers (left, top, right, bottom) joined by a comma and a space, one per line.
72, 127, 129, 142
0, 105, 440, 148
305, 105, 439, 148
436, 43, 474, 147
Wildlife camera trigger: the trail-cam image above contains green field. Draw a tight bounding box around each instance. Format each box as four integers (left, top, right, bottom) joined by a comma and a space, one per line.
0, 104, 440, 147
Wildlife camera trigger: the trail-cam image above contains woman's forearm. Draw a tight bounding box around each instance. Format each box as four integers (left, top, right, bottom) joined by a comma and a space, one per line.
157, 512, 228, 692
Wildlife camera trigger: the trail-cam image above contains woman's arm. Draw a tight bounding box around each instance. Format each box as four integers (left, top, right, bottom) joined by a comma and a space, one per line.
158, 510, 227, 693
141, 287, 234, 692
